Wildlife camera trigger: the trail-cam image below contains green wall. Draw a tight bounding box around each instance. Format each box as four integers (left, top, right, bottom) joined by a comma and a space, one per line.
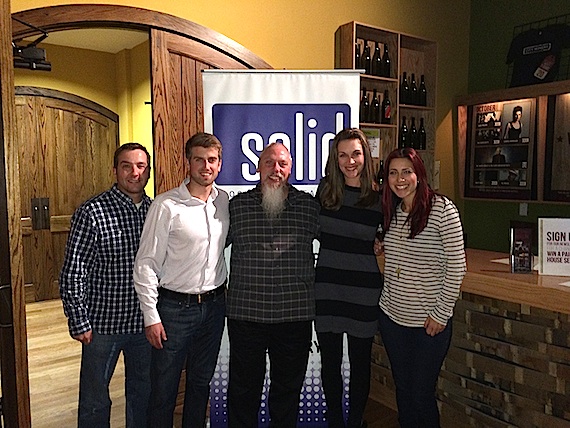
464, 0, 570, 252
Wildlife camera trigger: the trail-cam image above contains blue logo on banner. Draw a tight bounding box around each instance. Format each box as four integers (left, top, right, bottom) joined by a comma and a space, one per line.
213, 104, 350, 185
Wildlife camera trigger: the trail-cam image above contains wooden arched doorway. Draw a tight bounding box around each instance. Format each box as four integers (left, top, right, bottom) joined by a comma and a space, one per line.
3, 5, 272, 427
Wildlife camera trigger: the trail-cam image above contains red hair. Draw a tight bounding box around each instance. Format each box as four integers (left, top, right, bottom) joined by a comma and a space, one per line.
381, 148, 436, 239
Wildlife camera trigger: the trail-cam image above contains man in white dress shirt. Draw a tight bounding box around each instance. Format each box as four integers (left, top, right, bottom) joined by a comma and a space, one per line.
133, 132, 229, 428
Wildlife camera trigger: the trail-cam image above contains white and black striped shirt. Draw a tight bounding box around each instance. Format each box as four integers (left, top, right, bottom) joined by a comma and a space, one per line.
380, 196, 466, 327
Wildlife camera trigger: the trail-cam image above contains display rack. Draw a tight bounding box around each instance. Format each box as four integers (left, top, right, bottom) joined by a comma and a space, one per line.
335, 21, 437, 184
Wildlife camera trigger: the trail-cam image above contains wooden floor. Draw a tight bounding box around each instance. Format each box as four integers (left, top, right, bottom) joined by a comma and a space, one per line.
23, 299, 398, 428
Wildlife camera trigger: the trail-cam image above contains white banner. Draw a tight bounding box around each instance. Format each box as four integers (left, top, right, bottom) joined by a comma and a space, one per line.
203, 70, 360, 427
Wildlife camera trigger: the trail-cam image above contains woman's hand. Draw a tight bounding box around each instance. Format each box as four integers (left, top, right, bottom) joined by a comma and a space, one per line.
373, 238, 384, 256
424, 316, 445, 336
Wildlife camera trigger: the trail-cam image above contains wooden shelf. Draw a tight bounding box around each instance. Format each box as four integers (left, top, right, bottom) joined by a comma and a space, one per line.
335, 21, 437, 184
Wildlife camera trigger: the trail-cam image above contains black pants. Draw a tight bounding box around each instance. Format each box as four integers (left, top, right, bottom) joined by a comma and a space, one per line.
378, 309, 452, 428
227, 319, 312, 428
317, 332, 373, 428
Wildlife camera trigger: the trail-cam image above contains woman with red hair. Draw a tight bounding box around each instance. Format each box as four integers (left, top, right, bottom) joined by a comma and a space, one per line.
376, 147, 466, 428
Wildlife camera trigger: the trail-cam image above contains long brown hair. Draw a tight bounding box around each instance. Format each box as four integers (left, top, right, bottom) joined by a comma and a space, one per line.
319, 128, 378, 210
382, 147, 436, 238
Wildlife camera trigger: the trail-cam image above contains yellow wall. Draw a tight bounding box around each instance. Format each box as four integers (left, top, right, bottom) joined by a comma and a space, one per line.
12, 0, 471, 198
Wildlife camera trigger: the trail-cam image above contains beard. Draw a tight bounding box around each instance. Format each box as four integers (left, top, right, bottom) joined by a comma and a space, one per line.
261, 183, 287, 219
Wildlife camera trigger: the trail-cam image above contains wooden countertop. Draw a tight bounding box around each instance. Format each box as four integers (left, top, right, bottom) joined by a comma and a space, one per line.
463, 248, 570, 314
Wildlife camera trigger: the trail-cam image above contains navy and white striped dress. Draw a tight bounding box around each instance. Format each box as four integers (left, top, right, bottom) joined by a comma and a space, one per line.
315, 185, 383, 338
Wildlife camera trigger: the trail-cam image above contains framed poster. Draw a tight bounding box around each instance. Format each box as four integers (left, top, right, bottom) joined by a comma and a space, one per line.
544, 93, 570, 202
464, 98, 536, 200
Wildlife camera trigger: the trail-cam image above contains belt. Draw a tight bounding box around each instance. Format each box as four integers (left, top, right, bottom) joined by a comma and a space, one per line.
158, 282, 226, 304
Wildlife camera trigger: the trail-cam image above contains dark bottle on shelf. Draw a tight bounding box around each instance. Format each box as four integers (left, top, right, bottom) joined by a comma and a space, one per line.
419, 74, 427, 106
359, 88, 370, 123
381, 89, 391, 124
400, 72, 410, 105
363, 41, 372, 75
409, 116, 418, 149
399, 116, 408, 148
355, 42, 361, 70
381, 43, 391, 78
418, 117, 427, 150
371, 89, 381, 123
376, 159, 384, 187
410, 73, 418, 105
372, 41, 382, 76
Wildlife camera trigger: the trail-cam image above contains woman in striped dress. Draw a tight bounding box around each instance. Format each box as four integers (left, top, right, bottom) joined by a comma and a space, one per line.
377, 147, 466, 428
315, 128, 383, 428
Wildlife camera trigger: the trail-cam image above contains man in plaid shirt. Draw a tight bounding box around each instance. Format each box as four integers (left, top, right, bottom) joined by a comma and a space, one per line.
226, 143, 320, 427
59, 143, 152, 428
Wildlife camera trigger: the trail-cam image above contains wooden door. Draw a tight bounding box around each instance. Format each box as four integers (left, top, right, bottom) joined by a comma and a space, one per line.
15, 87, 118, 302
150, 29, 251, 193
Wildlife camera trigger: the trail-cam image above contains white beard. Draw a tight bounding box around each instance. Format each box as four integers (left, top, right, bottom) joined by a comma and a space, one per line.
261, 184, 287, 219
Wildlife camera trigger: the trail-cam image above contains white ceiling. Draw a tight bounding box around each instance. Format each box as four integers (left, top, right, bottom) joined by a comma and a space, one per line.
26, 28, 149, 54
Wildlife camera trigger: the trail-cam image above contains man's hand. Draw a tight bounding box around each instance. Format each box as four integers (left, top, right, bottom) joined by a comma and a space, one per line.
145, 323, 167, 349
424, 316, 445, 337
73, 330, 93, 345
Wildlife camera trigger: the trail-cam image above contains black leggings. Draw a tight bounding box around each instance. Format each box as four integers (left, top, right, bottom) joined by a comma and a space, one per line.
317, 331, 373, 428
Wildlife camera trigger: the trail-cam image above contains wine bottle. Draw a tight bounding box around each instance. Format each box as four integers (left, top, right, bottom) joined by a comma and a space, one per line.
399, 116, 408, 148
355, 42, 361, 70
381, 43, 391, 78
419, 74, 427, 106
400, 72, 410, 105
376, 159, 384, 186
372, 41, 382, 77
410, 73, 418, 105
381, 89, 391, 124
418, 117, 427, 150
371, 89, 380, 124
359, 88, 370, 123
363, 41, 372, 75
409, 116, 418, 149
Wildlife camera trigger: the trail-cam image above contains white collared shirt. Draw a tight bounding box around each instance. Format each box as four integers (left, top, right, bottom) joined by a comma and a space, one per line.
133, 178, 229, 326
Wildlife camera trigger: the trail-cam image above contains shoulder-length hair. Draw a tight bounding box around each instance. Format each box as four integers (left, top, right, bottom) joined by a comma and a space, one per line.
319, 128, 379, 210
381, 147, 436, 238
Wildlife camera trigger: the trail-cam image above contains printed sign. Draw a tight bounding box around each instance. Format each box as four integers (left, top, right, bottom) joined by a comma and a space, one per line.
538, 218, 570, 276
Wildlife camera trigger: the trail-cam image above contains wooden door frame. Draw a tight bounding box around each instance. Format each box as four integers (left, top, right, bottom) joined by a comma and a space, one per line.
3, 5, 271, 426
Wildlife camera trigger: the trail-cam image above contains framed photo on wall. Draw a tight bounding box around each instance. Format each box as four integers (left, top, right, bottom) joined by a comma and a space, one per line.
464, 98, 537, 200
544, 93, 570, 202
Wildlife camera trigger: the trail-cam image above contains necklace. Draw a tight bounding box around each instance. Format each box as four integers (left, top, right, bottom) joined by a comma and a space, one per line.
396, 206, 409, 279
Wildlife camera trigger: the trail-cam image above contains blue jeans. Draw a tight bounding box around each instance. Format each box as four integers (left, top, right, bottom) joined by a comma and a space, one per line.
148, 292, 226, 428
378, 309, 452, 428
78, 331, 151, 428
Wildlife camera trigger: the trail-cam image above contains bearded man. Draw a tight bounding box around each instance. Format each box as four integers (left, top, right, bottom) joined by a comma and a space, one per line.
226, 142, 320, 428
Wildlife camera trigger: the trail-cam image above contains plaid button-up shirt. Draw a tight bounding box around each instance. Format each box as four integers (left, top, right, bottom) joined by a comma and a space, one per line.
59, 184, 152, 336
227, 184, 320, 323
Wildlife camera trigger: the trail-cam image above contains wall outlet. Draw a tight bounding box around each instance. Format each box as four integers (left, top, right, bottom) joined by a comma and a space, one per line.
519, 202, 528, 216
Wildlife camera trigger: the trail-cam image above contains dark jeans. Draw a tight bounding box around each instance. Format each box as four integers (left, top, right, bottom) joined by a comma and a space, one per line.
378, 309, 452, 428
317, 332, 373, 428
78, 331, 151, 428
227, 319, 312, 428
147, 292, 226, 428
